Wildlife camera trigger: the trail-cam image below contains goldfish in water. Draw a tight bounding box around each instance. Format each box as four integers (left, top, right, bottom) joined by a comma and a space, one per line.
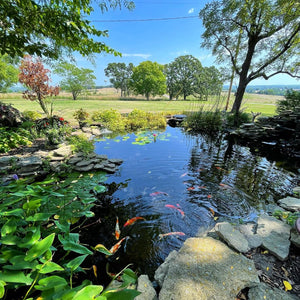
165, 204, 185, 216
209, 207, 215, 216
219, 183, 232, 189
207, 194, 212, 199
159, 232, 185, 239
92, 265, 97, 278
115, 217, 121, 240
187, 187, 195, 191
123, 216, 145, 227
109, 236, 128, 254
150, 191, 169, 197
180, 172, 188, 178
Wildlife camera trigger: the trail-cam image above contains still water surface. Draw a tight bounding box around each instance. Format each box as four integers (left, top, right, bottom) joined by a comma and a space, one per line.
87, 126, 296, 279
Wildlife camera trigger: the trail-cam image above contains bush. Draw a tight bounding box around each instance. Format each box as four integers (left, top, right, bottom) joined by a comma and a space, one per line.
0, 127, 33, 153
183, 109, 223, 133
276, 89, 300, 114
226, 112, 252, 128
126, 109, 166, 130
91, 109, 126, 132
23, 110, 42, 121
67, 134, 94, 155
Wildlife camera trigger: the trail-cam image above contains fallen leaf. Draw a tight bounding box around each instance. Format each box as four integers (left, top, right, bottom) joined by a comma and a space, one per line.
283, 280, 292, 291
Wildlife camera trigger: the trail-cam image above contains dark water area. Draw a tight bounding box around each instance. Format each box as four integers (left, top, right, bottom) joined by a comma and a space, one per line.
80, 126, 298, 283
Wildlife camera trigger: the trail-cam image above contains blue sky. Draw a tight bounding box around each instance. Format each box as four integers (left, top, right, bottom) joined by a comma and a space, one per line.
60, 0, 299, 87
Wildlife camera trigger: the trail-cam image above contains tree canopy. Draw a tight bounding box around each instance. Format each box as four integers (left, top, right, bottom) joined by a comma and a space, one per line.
0, 55, 18, 92
54, 62, 96, 100
0, 0, 134, 59
199, 0, 300, 115
130, 61, 166, 100
104, 62, 133, 97
165, 55, 203, 100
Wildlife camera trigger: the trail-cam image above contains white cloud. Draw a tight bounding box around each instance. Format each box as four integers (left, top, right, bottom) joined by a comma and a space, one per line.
122, 53, 151, 59
188, 8, 194, 14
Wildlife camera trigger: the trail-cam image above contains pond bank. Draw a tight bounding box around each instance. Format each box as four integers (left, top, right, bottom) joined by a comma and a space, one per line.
136, 192, 300, 299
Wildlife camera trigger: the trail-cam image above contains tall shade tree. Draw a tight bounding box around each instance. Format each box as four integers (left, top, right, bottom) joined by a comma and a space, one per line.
0, 0, 134, 59
19, 55, 59, 117
54, 62, 96, 100
199, 0, 300, 116
0, 55, 19, 92
130, 61, 166, 100
104, 62, 133, 96
165, 55, 203, 100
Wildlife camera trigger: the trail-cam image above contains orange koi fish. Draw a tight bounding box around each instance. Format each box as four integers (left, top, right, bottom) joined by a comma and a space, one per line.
165, 204, 185, 216
92, 265, 97, 278
207, 194, 212, 199
159, 232, 185, 239
187, 187, 195, 191
115, 217, 121, 240
123, 216, 145, 227
219, 183, 232, 189
209, 207, 215, 216
197, 186, 207, 189
109, 236, 128, 254
150, 191, 169, 197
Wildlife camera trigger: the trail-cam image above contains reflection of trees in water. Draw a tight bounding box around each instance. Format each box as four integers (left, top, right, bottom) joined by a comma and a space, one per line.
186, 133, 296, 210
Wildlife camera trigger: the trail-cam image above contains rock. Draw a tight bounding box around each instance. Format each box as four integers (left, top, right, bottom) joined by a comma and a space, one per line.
154, 250, 177, 288
293, 186, 300, 197
91, 127, 102, 136
135, 275, 157, 300
0, 155, 16, 166
290, 228, 300, 247
17, 156, 42, 167
248, 282, 298, 300
53, 145, 73, 157
76, 159, 96, 167
215, 222, 250, 253
74, 164, 94, 172
108, 158, 124, 165
238, 224, 262, 249
278, 196, 300, 212
67, 156, 83, 164
158, 237, 259, 300
257, 214, 291, 261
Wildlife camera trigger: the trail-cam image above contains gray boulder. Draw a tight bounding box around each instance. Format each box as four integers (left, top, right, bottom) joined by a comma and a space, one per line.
257, 214, 291, 261
215, 222, 250, 253
135, 275, 157, 300
158, 237, 259, 300
278, 196, 300, 212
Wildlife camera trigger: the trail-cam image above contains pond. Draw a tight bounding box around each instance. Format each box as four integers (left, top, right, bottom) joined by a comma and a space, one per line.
80, 126, 297, 283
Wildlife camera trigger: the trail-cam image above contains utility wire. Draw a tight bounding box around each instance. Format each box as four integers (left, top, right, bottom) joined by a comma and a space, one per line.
91, 15, 199, 22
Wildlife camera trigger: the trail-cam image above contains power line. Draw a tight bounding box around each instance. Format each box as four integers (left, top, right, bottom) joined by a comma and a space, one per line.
91, 15, 199, 22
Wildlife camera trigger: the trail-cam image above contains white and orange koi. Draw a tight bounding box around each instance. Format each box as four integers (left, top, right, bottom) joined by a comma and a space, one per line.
159, 232, 185, 239
109, 236, 128, 254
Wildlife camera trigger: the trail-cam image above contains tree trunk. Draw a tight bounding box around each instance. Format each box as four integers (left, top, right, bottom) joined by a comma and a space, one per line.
146, 93, 150, 100
72, 91, 77, 100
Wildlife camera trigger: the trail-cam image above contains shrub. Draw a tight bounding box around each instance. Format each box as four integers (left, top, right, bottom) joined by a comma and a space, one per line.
67, 134, 94, 155
183, 109, 223, 133
23, 110, 43, 121
0, 127, 33, 153
226, 112, 252, 128
91, 109, 126, 132
126, 109, 166, 130
276, 89, 300, 114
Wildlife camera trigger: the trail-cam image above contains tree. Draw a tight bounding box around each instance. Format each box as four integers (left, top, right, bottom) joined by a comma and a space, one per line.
0, 55, 19, 92
54, 62, 96, 100
0, 0, 134, 59
200, 66, 224, 100
130, 61, 166, 100
200, 0, 300, 117
104, 62, 133, 96
165, 55, 203, 100
19, 55, 59, 117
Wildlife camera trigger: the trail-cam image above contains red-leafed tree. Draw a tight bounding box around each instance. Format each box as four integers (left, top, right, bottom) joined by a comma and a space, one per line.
19, 55, 59, 118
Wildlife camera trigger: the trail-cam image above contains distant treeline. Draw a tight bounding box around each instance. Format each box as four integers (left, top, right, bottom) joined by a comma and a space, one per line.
224, 85, 300, 96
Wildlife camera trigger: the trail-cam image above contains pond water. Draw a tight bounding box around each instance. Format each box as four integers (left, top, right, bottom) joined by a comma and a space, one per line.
81, 126, 297, 282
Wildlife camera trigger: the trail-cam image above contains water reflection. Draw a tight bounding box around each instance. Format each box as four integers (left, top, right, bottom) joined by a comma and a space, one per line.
85, 126, 297, 280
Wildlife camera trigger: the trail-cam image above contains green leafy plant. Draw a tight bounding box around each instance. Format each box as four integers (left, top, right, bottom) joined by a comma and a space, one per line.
0, 173, 140, 299
23, 110, 43, 121
0, 127, 33, 153
67, 134, 95, 155
276, 89, 300, 114
273, 210, 300, 227
73, 108, 89, 128
92, 109, 126, 132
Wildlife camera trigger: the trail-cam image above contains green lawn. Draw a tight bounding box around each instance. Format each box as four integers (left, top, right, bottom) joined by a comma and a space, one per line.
0, 89, 282, 125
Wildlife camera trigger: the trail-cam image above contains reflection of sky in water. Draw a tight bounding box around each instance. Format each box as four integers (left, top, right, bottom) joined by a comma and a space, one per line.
92, 126, 296, 277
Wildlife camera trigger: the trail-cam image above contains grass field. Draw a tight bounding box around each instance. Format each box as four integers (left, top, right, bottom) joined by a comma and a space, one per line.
0, 88, 282, 125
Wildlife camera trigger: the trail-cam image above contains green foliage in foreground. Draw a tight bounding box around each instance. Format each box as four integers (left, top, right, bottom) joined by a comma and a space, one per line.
0, 173, 140, 299
273, 210, 300, 227
91, 109, 167, 132
67, 134, 95, 156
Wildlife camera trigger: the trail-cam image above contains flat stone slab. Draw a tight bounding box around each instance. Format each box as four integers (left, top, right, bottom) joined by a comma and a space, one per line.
135, 275, 157, 300
290, 229, 300, 248
278, 196, 300, 212
248, 282, 298, 300
215, 222, 250, 253
158, 237, 259, 300
53, 145, 73, 157
257, 214, 291, 261
238, 224, 262, 249
17, 156, 42, 167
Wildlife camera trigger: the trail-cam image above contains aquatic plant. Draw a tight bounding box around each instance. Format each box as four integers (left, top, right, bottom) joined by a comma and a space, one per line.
0, 173, 140, 299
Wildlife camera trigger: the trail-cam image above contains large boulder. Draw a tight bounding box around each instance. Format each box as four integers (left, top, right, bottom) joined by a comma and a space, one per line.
158, 237, 259, 300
